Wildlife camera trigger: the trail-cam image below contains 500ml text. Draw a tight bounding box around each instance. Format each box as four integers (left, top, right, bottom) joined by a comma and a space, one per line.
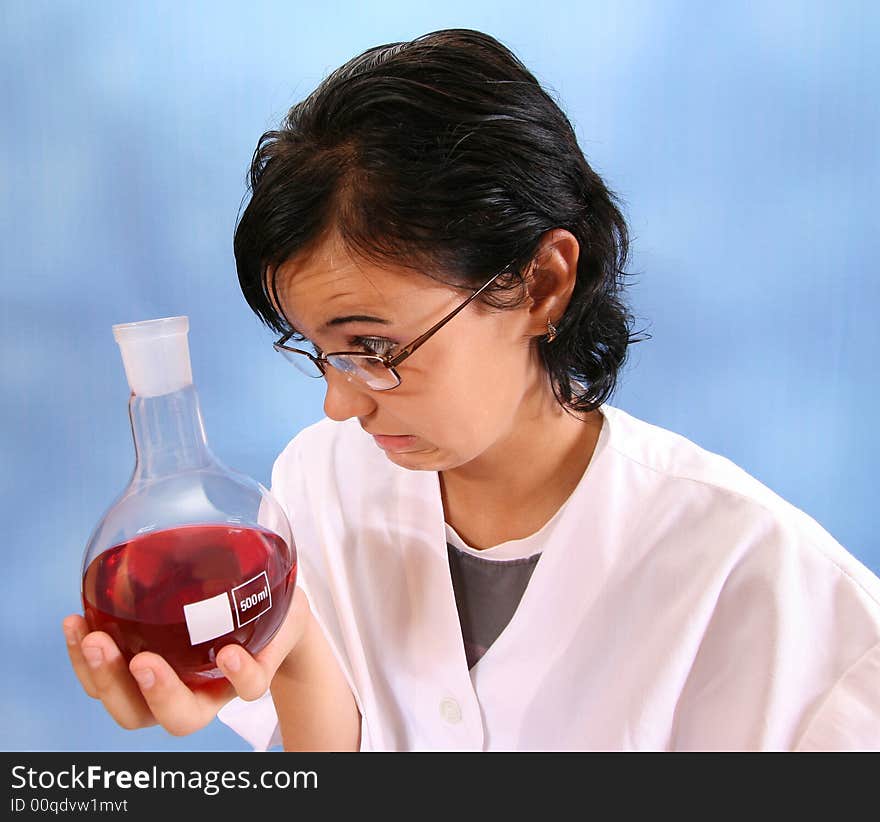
240, 587, 268, 610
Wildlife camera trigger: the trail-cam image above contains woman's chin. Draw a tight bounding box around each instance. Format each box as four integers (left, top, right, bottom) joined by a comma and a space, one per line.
382, 445, 440, 468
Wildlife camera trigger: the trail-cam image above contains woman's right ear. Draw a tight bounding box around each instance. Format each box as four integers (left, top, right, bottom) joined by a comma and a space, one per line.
522, 229, 580, 339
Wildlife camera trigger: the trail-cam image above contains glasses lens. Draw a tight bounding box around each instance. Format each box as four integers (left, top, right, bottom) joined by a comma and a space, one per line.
327, 354, 400, 390
277, 347, 324, 378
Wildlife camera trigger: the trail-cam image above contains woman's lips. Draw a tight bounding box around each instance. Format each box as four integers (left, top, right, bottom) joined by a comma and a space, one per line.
371, 434, 418, 452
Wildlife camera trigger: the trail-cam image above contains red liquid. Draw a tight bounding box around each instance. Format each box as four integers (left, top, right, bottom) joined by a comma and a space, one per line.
82, 523, 296, 688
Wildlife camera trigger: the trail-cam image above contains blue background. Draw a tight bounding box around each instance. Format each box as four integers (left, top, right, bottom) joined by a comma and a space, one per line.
2, 1, 877, 751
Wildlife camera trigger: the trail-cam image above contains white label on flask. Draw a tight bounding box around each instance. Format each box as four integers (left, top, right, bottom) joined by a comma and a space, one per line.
183, 592, 235, 646
231, 571, 272, 628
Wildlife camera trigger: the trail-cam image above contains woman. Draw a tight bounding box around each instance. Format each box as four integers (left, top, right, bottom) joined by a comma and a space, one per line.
64, 28, 880, 751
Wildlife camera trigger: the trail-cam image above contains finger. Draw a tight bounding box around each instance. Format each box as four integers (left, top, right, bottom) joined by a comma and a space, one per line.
215, 643, 271, 702
129, 652, 234, 736
217, 585, 310, 701
63, 615, 99, 699
217, 587, 309, 701
78, 632, 157, 730
252, 585, 310, 674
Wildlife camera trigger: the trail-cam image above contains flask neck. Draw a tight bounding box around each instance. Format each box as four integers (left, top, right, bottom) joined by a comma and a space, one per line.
128, 383, 217, 480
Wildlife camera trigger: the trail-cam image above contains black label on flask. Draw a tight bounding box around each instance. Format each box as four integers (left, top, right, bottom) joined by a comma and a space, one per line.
231, 571, 272, 628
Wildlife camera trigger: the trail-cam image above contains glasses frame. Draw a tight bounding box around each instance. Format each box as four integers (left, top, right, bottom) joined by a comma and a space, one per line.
272, 262, 516, 391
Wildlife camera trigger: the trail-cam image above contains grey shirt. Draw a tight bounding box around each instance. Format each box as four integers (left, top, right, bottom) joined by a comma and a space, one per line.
446, 542, 542, 669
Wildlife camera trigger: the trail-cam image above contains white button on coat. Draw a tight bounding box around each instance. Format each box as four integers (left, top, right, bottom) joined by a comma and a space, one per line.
440, 698, 462, 724
218, 402, 880, 751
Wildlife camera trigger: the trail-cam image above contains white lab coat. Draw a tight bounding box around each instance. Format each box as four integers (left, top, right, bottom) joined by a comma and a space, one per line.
217, 402, 880, 751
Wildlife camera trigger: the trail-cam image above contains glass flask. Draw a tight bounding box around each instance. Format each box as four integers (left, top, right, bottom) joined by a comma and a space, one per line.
80, 316, 296, 688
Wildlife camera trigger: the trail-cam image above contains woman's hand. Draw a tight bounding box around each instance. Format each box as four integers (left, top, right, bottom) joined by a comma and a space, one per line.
62, 586, 310, 736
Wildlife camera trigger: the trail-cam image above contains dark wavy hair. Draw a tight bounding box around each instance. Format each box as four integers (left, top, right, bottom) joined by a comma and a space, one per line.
234, 28, 650, 415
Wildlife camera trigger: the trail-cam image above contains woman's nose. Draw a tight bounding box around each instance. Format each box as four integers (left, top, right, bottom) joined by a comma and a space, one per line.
322, 367, 377, 422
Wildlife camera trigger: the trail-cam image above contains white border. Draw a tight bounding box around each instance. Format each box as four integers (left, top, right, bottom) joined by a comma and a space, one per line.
231, 570, 272, 628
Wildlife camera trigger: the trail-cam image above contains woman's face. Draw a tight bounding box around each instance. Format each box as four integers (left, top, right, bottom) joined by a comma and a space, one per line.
272, 230, 563, 473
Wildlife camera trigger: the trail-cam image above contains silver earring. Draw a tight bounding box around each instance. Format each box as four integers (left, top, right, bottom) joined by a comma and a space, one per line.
546, 317, 557, 342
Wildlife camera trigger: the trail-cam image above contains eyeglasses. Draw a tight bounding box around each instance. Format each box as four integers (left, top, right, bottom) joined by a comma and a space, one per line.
272, 263, 514, 390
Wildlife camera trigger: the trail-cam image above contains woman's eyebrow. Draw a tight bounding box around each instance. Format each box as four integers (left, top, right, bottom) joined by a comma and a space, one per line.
322, 314, 392, 330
